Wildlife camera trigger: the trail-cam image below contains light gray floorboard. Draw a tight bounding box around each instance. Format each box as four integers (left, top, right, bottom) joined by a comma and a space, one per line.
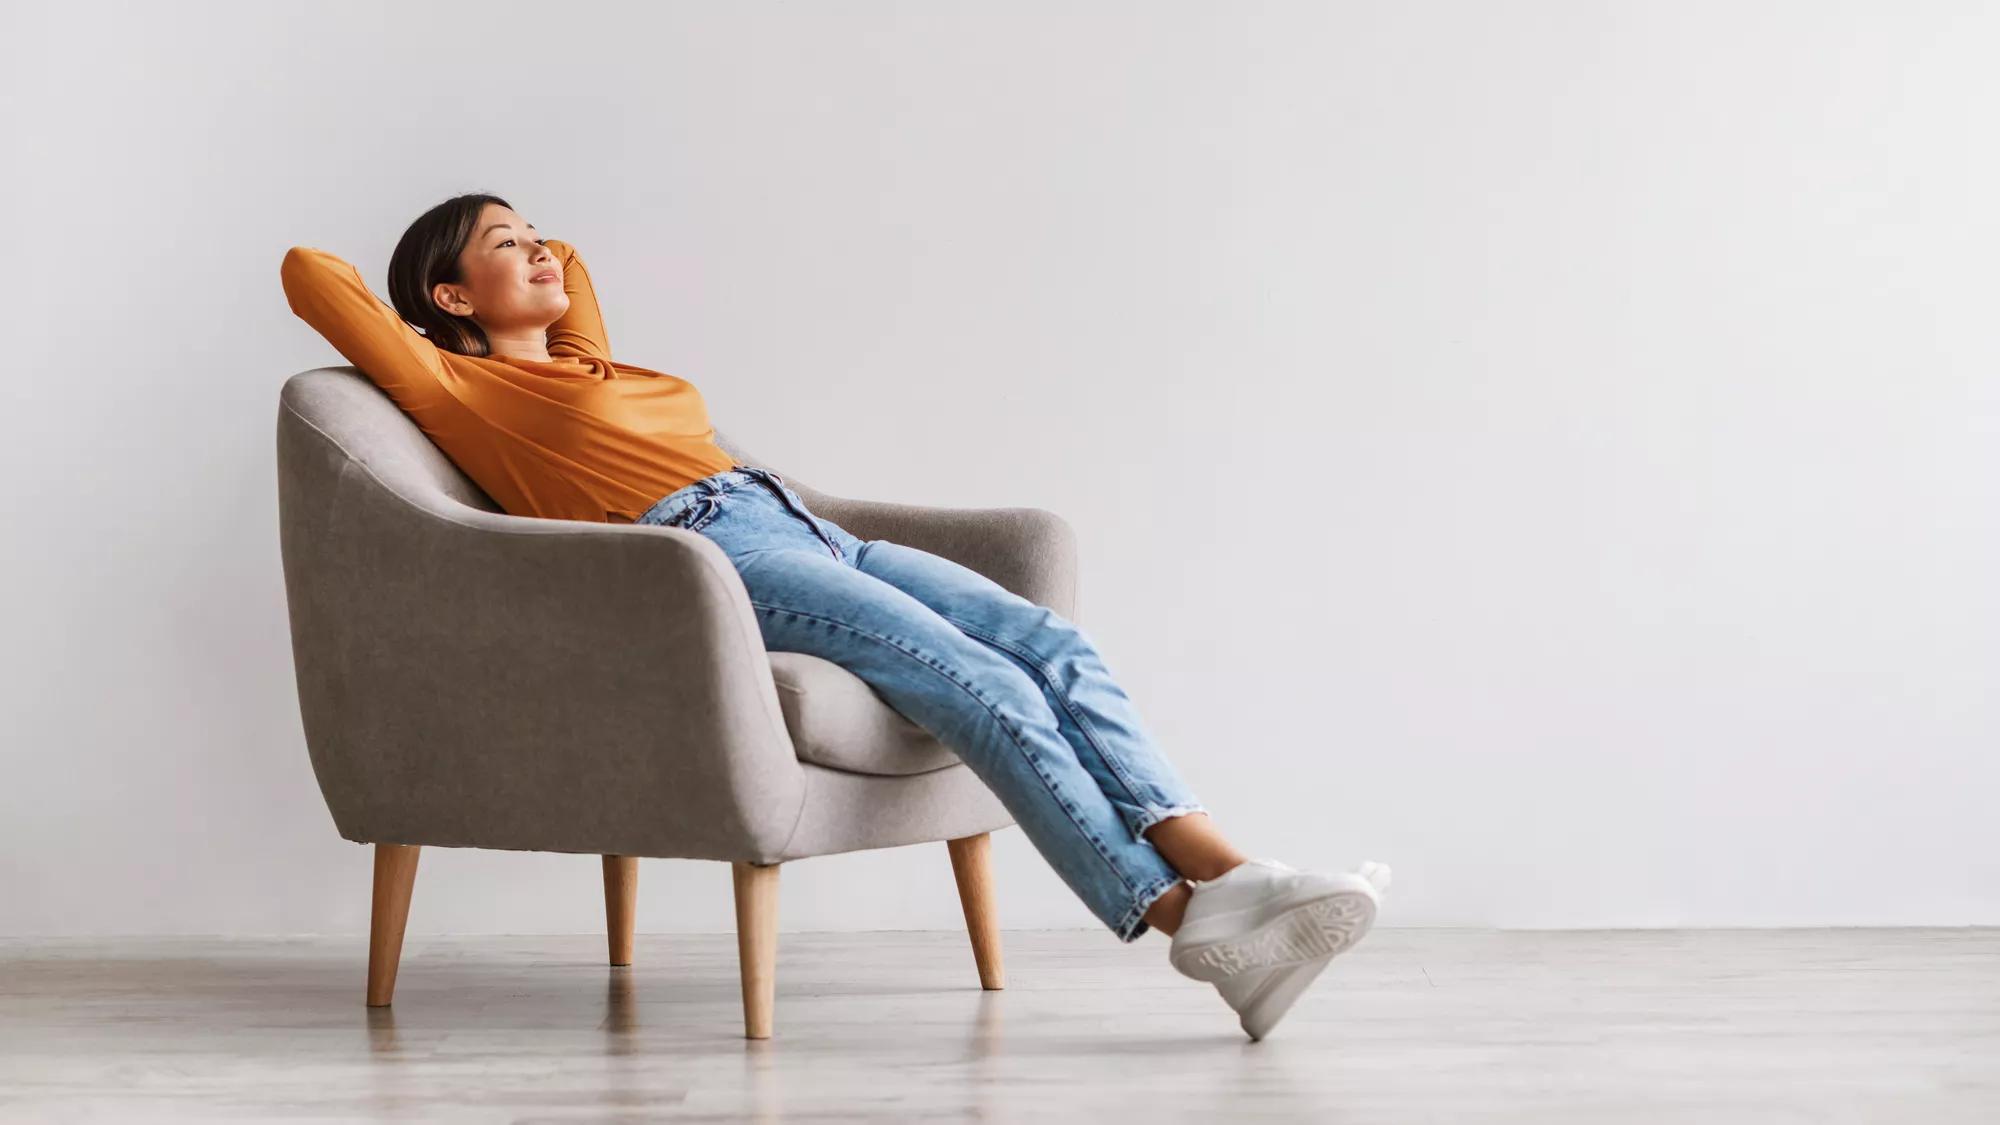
1, 928, 1994, 1122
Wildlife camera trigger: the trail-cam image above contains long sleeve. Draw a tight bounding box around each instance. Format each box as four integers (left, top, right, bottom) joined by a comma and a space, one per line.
542, 239, 612, 360
280, 246, 452, 416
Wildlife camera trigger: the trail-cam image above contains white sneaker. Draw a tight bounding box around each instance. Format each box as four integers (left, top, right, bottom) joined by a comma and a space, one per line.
1212, 861, 1392, 1040
1168, 857, 1383, 983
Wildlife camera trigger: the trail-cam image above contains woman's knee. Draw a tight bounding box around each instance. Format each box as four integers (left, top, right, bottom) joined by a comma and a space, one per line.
918, 623, 1048, 711
736, 550, 1050, 712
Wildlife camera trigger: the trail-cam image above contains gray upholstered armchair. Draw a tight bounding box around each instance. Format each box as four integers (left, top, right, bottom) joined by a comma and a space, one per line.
274, 366, 1081, 1038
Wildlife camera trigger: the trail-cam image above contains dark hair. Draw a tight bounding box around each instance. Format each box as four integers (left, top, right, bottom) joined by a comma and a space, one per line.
387, 192, 514, 357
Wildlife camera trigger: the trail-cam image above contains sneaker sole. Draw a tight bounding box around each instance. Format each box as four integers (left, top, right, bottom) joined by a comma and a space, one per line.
1169, 886, 1378, 983
1234, 952, 1336, 1041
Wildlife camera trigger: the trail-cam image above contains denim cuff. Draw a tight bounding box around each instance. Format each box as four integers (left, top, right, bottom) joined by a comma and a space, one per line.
1114, 874, 1188, 943
1127, 802, 1209, 842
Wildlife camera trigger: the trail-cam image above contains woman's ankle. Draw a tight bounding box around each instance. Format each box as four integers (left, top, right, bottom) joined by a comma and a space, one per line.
1142, 882, 1193, 935
1142, 812, 1251, 882
1189, 855, 1250, 883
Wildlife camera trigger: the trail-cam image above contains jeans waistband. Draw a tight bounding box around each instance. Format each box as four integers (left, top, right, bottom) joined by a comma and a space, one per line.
645, 465, 786, 515
639, 463, 843, 554
692, 465, 783, 496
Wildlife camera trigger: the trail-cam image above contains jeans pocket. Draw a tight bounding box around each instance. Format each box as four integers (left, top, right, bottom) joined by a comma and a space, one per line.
665, 493, 724, 534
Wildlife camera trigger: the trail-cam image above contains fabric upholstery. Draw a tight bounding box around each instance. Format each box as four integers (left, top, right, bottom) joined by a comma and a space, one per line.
767, 653, 962, 776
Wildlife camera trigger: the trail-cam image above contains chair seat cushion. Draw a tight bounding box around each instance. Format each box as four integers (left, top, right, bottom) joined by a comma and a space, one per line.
766, 652, 963, 776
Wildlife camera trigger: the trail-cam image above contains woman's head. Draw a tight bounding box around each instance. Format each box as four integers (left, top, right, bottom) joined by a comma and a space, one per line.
387, 193, 568, 357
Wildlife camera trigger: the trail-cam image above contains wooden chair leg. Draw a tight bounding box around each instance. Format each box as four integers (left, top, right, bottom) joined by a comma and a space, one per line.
946, 832, 1005, 990
602, 855, 638, 967
366, 843, 421, 1007
731, 861, 781, 1039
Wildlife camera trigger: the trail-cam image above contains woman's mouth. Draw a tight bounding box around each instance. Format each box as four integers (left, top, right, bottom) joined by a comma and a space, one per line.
530, 271, 559, 284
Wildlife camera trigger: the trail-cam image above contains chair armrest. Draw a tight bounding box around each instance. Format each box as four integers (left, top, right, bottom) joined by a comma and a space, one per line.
278, 407, 807, 862
786, 486, 1081, 620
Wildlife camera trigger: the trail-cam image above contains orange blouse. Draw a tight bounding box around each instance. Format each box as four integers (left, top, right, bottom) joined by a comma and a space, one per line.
280, 239, 738, 523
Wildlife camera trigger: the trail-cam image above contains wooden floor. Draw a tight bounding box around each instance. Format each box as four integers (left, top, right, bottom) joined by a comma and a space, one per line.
2, 928, 1994, 1122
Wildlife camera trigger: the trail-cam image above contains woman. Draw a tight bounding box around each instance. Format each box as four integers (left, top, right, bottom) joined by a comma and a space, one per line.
280, 192, 1390, 1040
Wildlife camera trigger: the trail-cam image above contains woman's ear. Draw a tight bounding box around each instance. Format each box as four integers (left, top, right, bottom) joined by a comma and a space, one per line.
431, 281, 472, 317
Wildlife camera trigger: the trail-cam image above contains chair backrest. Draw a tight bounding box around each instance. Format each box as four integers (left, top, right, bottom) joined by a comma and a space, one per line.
275, 365, 780, 521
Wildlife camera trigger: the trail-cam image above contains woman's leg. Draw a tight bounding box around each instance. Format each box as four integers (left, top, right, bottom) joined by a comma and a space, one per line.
725, 543, 1189, 942
685, 468, 1245, 939
812, 526, 1251, 917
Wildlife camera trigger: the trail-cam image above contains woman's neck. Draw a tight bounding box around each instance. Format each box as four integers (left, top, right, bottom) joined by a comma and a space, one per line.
486, 329, 552, 363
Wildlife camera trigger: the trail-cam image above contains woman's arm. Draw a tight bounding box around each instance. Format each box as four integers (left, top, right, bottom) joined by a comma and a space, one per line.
542, 238, 612, 360
280, 246, 451, 414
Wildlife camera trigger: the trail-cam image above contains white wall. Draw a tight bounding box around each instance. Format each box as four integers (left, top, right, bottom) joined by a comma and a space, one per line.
2, 1, 1993, 937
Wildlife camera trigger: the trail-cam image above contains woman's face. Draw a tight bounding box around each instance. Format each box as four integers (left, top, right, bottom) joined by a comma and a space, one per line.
430, 202, 569, 336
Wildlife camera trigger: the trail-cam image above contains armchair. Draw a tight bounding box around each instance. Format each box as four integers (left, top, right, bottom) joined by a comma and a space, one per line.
274, 366, 1081, 1038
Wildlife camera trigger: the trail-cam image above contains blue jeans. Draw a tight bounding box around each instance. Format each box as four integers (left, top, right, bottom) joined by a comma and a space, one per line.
637, 466, 1207, 941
